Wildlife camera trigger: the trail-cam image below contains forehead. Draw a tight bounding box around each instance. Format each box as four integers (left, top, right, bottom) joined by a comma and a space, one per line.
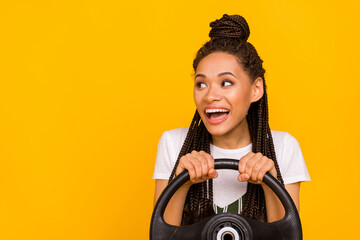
195, 52, 246, 77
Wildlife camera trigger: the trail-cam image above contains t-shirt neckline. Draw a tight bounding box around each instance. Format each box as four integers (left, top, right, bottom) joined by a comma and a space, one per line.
210, 143, 253, 153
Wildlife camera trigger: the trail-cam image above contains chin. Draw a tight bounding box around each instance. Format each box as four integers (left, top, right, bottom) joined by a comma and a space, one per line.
204, 125, 230, 137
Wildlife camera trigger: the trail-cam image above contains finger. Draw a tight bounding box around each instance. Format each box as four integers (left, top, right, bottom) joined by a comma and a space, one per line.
176, 154, 189, 175
199, 151, 217, 178
190, 151, 205, 182
238, 173, 249, 182
257, 159, 275, 183
199, 151, 214, 169
239, 152, 255, 173
245, 152, 263, 178
197, 152, 209, 180
179, 155, 196, 182
209, 169, 218, 179
251, 157, 268, 182
192, 159, 203, 182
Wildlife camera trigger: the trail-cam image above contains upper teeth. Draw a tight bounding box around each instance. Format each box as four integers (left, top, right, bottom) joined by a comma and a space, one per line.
205, 109, 229, 113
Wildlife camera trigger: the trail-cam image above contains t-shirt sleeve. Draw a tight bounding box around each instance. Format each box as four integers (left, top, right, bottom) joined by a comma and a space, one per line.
279, 133, 311, 185
152, 131, 176, 180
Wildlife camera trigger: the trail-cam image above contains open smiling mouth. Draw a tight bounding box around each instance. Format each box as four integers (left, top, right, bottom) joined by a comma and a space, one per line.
205, 108, 230, 124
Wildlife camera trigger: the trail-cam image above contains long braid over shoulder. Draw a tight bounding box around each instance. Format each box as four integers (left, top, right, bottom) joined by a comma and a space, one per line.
168, 14, 284, 225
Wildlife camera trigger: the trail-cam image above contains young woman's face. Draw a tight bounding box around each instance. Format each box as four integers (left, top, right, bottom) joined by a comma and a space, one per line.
194, 52, 263, 137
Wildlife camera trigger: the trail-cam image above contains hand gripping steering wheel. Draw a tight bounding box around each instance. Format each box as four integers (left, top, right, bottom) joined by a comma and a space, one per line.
150, 159, 302, 240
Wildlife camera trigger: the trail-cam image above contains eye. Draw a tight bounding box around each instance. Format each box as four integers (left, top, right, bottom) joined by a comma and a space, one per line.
222, 80, 233, 87
196, 82, 206, 88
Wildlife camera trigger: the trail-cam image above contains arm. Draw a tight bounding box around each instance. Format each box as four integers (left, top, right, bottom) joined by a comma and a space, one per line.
262, 182, 300, 222
153, 179, 190, 226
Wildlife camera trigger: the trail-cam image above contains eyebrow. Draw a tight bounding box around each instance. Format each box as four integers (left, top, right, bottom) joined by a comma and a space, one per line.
194, 72, 237, 79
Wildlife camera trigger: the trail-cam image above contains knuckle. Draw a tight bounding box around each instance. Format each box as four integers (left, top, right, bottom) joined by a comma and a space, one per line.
187, 164, 194, 171
269, 163, 274, 170
193, 161, 201, 168
259, 169, 266, 176
180, 156, 187, 164
200, 157, 207, 164
208, 159, 215, 168
266, 160, 274, 168
246, 168, 253, 175
239, 157, 247, 164
253, 164, 260, 172
247, 161, 255, 168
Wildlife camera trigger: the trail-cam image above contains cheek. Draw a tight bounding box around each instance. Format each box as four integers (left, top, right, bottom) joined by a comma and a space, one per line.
229, 90, 252, 112
193, 91, 202, 108
229, 91, 250, 104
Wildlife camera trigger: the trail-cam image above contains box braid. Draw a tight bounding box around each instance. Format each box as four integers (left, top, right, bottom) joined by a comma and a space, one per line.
168, 14, 284, 225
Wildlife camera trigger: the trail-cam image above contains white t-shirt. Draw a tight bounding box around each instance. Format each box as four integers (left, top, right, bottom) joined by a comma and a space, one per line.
152, 127, 311, 211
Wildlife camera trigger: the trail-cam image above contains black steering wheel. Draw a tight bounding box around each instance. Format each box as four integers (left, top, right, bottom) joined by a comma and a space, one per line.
150, 159, 302, 240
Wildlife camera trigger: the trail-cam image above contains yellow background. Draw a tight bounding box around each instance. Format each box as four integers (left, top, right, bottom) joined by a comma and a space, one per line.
1, 0, 359, 239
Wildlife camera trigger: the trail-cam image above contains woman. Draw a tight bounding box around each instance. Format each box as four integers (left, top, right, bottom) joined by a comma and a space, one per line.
152, 14, 310, 226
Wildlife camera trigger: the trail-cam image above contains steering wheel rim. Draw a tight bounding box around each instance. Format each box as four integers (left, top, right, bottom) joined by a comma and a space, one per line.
150, 159, 302, 240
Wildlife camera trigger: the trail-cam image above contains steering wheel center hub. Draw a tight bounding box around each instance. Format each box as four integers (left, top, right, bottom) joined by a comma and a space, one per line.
218, 227, 237, 240
202, 213, 252, 240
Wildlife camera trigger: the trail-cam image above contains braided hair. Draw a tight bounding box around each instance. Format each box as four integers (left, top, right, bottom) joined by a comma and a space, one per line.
168, 14, 284, 225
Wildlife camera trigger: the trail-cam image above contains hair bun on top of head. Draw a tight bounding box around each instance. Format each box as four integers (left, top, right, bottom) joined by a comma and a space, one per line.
209, 14, 250, 41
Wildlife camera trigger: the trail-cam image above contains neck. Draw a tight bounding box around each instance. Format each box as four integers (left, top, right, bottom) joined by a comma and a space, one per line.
211, 119, 252, 149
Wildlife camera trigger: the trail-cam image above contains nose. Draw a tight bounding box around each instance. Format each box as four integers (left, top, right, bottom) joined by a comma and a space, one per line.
204, 85, 222, 103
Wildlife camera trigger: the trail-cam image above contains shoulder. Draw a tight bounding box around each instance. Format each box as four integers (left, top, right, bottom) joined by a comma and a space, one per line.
271, 130, 300, 148
271, 130, 311, 183
153, 127, 189, 179
161, 127, 189, 143
158, 127, 189, 153
163, 127, 189, 138
270, 130, 302, 167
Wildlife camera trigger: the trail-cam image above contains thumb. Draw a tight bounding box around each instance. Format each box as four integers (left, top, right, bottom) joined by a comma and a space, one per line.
238, 173, 249, 182
208, 168, 218, 178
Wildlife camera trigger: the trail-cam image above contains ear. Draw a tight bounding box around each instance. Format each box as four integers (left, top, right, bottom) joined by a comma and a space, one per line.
250, 77, 264, 103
